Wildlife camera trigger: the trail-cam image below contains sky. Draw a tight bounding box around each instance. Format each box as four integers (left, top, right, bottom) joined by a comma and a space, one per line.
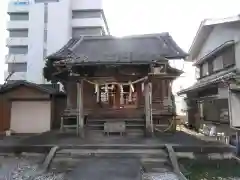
102, 0, 240, 95
1, 0, 240, 89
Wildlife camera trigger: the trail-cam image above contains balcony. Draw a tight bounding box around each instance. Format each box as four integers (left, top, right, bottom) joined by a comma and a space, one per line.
5, 54, 27, 64
71, 0, 102, 10
7, 21, 29, 30
4, 71, 26, 81
6, 37, 28, 47
8, 0, 30, 13
72, 18, 105, 28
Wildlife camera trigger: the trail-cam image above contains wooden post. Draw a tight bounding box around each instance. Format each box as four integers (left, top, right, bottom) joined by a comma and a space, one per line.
144, 82, 149, 134
236, 131, 240, 156
168, 80, 172, 99
144, 82, 153, 136
105, 84, 108, 98
129, 82, 132, 102
120, 84, 124, 105
149, 82, 153, 134
95, 84, 100, 103
66, 82, 72, 109
77, 80, 84, 137
162, 80, 166, 99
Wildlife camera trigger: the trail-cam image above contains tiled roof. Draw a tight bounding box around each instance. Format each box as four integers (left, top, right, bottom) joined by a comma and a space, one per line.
177, 67, 237, 95
0, 80, 59, 94
47, 33, 187, 64
193, 40, 235, 66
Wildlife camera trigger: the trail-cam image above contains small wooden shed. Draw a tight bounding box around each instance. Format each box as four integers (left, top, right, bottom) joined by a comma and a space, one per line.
0, 81, 65, 134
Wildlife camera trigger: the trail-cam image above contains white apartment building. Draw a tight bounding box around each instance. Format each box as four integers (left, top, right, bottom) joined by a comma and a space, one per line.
5, 0, 109, 83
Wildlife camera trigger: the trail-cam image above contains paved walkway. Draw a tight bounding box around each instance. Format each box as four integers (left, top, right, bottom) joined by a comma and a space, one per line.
68, 158, 141, 180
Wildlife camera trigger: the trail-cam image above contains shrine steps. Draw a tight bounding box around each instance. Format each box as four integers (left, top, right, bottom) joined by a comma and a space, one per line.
49, 144, 183, 180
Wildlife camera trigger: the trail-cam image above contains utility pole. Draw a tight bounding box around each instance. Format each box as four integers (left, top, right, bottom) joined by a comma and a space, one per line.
34, 0, 59, 83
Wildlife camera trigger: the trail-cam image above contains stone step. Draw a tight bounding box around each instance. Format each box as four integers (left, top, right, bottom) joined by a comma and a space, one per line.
86, 124, 145, 127
142, 173, 179, 180
87, 118, 144, 122
57, 149, 169, 157
142, 161, 172, 173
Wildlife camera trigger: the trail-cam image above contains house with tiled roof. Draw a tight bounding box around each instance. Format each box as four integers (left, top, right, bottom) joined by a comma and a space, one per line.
178, 15, 240, 136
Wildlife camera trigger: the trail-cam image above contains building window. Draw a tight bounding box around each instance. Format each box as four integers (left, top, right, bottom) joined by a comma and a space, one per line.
201, 63, 209, 77
195, 67, 200, 79
213, 56, 223, 72
72, 10, 102, 19
8, 63, 27, 72
223, 46, 235, 68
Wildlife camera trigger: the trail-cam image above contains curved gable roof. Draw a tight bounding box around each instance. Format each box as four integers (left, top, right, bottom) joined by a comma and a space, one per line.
48, 33, 187, 64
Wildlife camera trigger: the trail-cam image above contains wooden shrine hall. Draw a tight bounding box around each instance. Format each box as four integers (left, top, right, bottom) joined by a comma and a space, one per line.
44, 33, 187, 137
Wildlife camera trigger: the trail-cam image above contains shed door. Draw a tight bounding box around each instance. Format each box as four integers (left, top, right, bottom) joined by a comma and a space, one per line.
10, 101, 51, 133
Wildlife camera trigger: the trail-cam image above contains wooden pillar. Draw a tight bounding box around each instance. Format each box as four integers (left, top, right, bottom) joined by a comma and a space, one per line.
77, 80, 84, 137
115, 85, 121, 108
167, 80, 171, 98
120, 84, 124, 105
95, 84, 100, 103
161, 80, 166, 100
66, 82, 73, 109
136, 83, 142, 107
145, 82, 153, 136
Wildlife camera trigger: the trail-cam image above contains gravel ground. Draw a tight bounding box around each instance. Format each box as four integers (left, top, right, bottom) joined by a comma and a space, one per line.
0, 156, 66, 180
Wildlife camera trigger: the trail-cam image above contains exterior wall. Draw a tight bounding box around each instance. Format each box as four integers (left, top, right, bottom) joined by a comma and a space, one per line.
0, 96, 10, 133
234, 39, 240, 70
229, 91, 240, 127
26, 2, 45, 83
47, 0, 72, 55
218, 86, 228, 99
71, 0, 103, 10
197, 22, 240, 60
6, 0, 108, 83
